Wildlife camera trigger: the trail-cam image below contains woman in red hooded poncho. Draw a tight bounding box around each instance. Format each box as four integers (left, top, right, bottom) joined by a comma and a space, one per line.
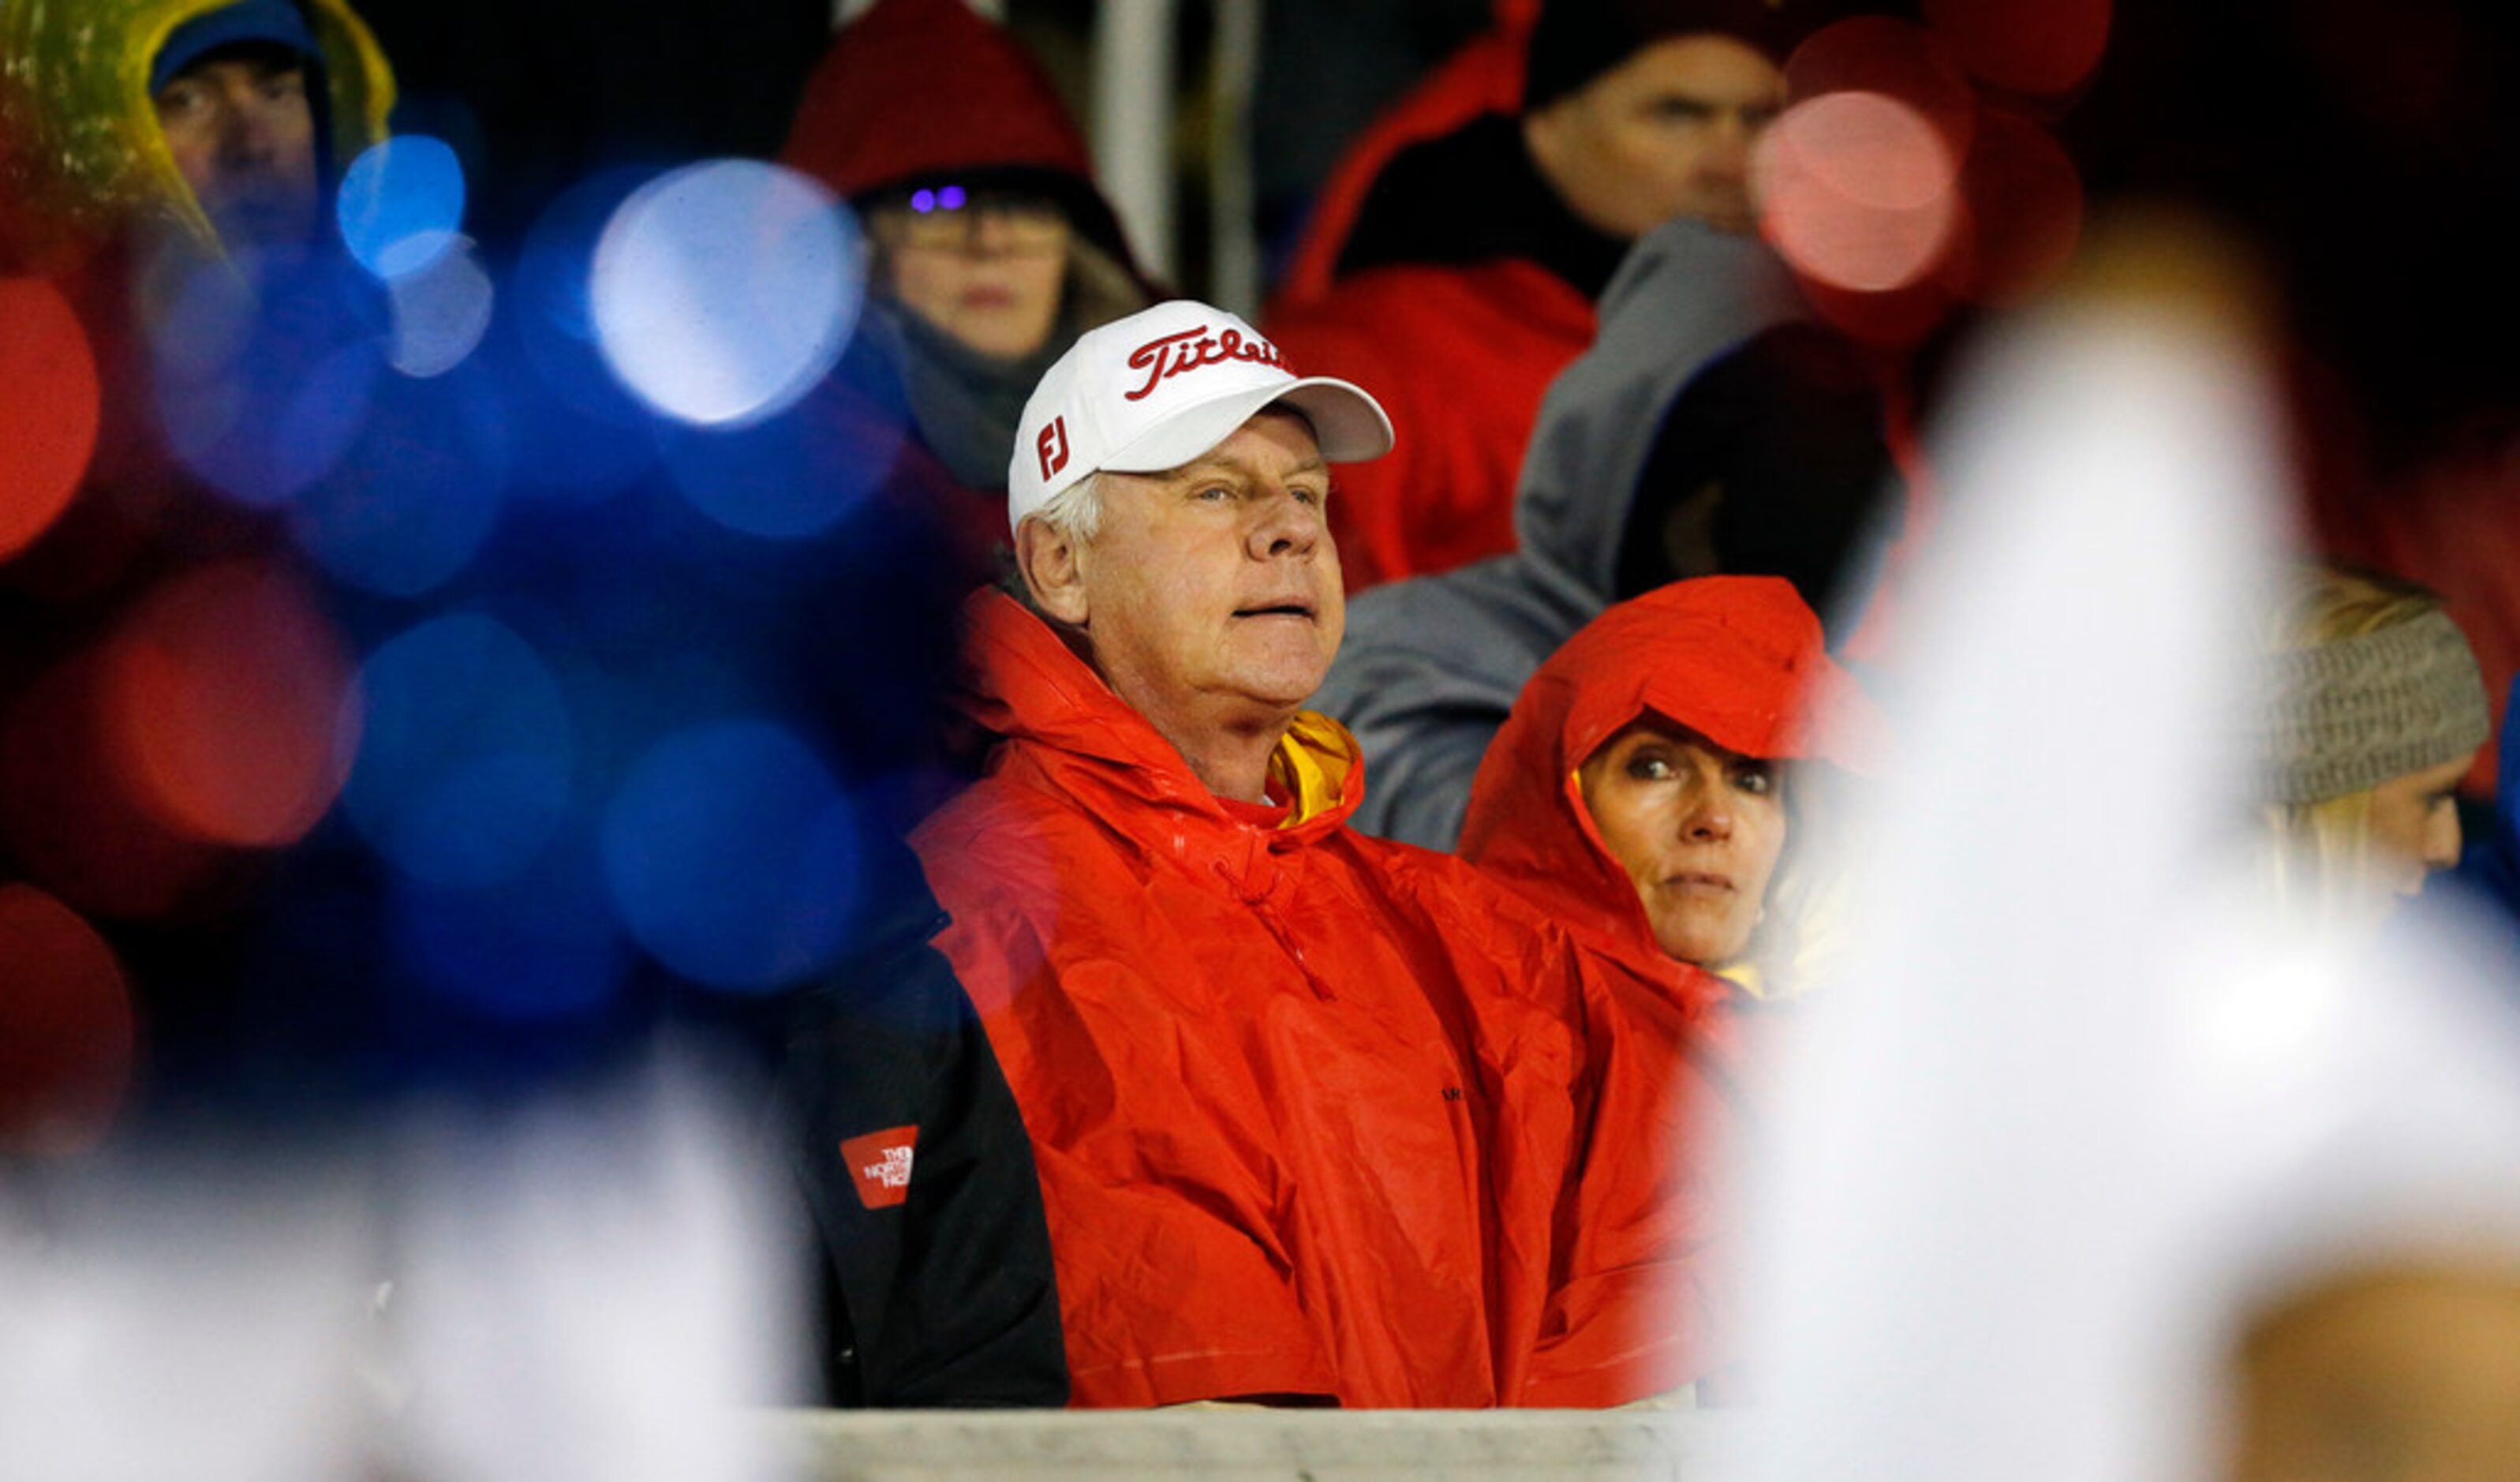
1457, 575, 1877, 1405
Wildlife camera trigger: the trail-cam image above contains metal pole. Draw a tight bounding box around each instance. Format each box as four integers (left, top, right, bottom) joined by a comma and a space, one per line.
1208, 0, 1264, 316
1094, 0, 1178, 283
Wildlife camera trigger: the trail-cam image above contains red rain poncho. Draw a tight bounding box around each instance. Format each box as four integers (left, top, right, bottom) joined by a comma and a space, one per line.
1457, 576, 1876, 1405
1268, 260, 1595, 593
911, 591, 1589, 1407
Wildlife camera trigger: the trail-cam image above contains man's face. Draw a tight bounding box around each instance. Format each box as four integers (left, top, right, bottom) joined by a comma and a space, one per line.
1073, 410, 1344, 727
1525, 33, 1786, 238
152, 47, 321, 252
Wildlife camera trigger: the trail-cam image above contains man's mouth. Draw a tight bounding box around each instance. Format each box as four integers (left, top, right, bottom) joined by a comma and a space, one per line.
1232, 598, 1317, 621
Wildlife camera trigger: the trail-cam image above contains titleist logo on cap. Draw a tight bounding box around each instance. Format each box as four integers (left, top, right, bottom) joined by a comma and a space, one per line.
1124, 325, 1285, 402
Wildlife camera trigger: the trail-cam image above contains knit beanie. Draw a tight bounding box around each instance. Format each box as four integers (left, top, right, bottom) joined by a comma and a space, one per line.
2256, 607, 2491, 806
151, 1, 323, 93
1522, 0, 1819, 113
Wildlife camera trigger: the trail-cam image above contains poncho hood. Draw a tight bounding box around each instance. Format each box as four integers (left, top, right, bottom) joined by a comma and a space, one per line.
951, 588, 1363, 837
1460, 575, 1875, 966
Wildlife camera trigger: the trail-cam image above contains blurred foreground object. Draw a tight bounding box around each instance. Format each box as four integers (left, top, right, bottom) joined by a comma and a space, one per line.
1719, 222, 2520, 1481
0, 1054, 802, 1481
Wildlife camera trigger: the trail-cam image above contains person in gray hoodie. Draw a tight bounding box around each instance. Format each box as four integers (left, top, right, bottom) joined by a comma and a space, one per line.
1312, 216, 1898, 848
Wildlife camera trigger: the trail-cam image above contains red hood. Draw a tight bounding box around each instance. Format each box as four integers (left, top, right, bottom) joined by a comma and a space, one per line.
781, 0, 1096, 200
952, 589, 1366, 841
1458, 576, 1876, 964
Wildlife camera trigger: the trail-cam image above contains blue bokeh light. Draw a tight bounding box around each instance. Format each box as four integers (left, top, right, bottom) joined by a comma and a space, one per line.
290, 363, 510, 594
656, 387, 901, 540
911, 189, 936, 213
162, 335, 383, 507
346, 614, 574, 889
589, 160, 862, 429
386, 235, 495, 378
390, 836, 632, 1023
336, 135, 467, 280
939, 185, 966, 210
510, 170, 663, 499
144, 255, 260, 380
600, 719, 864, 992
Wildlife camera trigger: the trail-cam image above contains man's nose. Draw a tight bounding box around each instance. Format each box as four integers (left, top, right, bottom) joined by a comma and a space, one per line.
1245, 486, 1325, 559
1699, 118, 1755, 181
221, 92, 284, 166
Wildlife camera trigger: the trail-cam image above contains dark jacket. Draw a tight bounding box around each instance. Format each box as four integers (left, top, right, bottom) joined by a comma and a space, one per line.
776, 829, 1067, 1407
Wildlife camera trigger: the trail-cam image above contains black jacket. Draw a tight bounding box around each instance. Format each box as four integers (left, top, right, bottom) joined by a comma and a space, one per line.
775, 836, 1067, 1407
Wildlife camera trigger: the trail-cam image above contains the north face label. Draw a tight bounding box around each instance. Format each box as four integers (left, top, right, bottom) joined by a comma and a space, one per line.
841, 1125, 918, 1210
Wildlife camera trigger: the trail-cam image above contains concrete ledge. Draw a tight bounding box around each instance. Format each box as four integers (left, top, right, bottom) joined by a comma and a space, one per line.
765, 1408, 1732, 1480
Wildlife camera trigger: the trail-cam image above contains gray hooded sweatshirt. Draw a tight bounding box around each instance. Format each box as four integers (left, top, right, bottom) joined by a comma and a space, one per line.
1310, 218, 1811, 848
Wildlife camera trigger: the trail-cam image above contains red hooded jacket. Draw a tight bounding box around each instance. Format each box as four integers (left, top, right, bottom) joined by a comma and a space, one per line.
1270, 260, 1596, 593
781, 0, 1094, 200
1456, 576, 1875, 1404
1262, 15, 1555, 600
910, 591, 1589, 1407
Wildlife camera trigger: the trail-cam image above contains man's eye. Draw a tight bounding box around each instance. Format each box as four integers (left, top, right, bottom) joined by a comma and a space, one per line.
1651, 99, 1715, 124
1291, 485, 1324, 506
1625, 753, 1674, 781
156, 86, 203, 114
1735, 767, 1774, 795
1194, 485, 1233, 502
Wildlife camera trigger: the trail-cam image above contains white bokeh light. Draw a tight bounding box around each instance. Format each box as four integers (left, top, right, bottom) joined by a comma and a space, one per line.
589, 161, 861, 429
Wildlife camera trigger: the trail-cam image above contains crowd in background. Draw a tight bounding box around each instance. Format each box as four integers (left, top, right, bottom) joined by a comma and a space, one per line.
8, 0, 2520, 1470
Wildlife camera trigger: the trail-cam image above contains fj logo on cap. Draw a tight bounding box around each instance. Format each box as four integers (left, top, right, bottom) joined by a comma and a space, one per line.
841, 1125, 918, 1210
1036, 417, 1070, 481
1124, 325, 1285, 402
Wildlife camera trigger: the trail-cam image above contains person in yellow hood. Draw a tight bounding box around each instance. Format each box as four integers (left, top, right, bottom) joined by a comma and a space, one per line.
0, 0, 391, 272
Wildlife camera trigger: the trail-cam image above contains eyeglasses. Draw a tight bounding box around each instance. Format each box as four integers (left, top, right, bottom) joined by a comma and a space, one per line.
870, 185, 1070, 253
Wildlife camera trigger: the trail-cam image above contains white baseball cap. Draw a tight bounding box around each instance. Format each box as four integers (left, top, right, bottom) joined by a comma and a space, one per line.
1006, 299, 1395, 534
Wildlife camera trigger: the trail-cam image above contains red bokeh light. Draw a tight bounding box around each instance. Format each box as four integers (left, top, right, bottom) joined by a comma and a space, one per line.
103, 561, 361, 848
1942, 110, 2087, 307
0, 884, 138, 1158
0, 276, 103, 560
1924, 0, 2111, 97
1757, 92, 1963, 295
1801, 275, 1960, 348
1, 648, 230, 918
1785, 17, 1979, 162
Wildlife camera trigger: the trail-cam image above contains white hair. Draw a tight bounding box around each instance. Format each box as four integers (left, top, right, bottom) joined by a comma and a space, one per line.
1027, 473, 1105, 545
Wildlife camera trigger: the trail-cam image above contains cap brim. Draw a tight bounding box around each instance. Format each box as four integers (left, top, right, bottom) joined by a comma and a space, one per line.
1101, 376, 1395, 475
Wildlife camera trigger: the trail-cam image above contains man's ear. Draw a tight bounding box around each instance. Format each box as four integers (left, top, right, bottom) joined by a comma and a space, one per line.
1015, 516, 1091, 627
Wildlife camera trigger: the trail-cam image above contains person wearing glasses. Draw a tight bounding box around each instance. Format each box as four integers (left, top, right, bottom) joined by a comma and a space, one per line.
783, 0, 1153, 566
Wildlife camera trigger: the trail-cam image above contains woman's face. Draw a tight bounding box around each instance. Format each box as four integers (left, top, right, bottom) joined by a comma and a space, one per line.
1580, 718, 1787, 966
2365, 754, 2471, 898
871, 189, 1070, 361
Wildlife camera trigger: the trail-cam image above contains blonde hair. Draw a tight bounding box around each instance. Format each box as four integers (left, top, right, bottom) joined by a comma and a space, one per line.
2257, 567, 2451, 923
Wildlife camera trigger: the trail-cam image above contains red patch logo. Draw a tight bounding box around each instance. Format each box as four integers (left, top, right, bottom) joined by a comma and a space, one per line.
841, 1125, 918, 1210
1036, 417, 1070, 481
